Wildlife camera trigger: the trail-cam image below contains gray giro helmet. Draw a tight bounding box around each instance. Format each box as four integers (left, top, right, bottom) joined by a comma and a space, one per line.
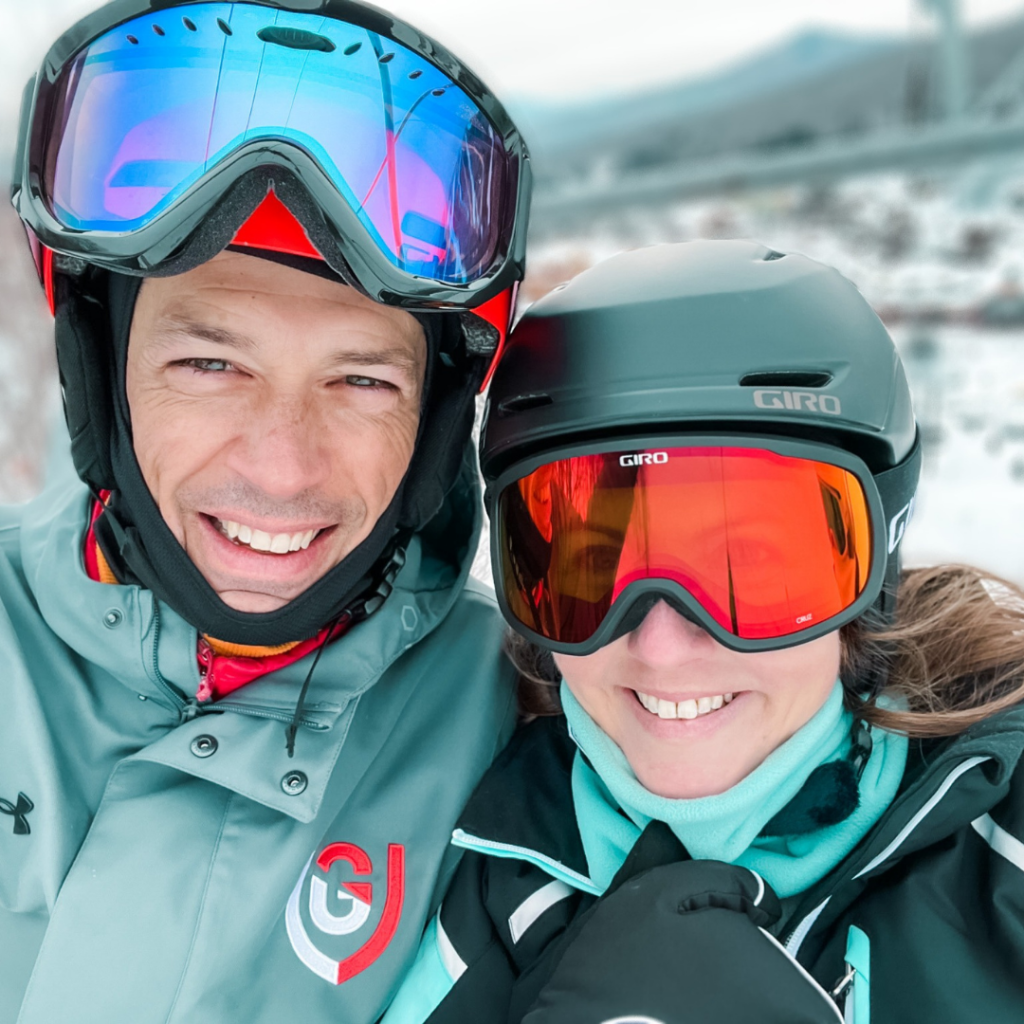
480, 241, 921, 656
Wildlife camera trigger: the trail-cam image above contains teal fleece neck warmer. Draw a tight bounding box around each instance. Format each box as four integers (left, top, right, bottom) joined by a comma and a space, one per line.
562, 680, 908, 898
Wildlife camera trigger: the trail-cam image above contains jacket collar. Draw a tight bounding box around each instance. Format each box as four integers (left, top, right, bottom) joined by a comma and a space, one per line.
798, 705, 1024, 895
778, 707, 1024, 957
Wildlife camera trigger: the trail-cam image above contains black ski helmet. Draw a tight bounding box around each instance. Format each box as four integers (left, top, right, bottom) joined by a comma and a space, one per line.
481, 241, 922, 651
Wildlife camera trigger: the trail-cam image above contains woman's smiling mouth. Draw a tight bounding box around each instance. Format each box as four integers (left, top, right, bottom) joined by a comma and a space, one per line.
634, 689, 736, 720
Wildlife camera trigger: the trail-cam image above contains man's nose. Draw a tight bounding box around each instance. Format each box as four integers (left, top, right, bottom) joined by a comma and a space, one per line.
626, 599, 715, 666
229, 394, 331, 498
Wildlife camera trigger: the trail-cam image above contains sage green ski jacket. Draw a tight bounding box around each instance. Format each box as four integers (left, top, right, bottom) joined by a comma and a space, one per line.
0, 456, 517, 1024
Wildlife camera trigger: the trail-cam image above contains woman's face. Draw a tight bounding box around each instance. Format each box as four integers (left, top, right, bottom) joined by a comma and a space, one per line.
555, 601, 841, 799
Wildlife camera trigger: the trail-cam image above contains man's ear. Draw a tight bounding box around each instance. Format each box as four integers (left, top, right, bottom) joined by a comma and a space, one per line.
54, 275, 116, 492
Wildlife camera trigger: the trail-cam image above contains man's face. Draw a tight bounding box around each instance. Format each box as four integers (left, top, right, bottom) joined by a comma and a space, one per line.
126, 251, 427, 614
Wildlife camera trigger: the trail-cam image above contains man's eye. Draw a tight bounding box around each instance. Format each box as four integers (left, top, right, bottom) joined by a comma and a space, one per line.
175, 358, 233, 373
346, 375, 393, 389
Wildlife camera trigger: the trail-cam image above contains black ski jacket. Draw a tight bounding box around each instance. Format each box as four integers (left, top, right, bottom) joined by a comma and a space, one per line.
384, 708, 1024, 1024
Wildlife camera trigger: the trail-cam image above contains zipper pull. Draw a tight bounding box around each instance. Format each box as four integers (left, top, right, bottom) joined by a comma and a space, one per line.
198, 638, 213, 674
180, 697, 202, 722
195, 639, 215, 704
831, 965, 856, 1000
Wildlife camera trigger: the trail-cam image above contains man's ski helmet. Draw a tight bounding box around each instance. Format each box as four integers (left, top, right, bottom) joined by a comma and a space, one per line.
480, 241, 921, 655
13, 0, 531, 645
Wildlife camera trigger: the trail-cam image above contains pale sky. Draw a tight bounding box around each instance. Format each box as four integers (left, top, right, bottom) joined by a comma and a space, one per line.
386, 0, 1024, 100
3, 0, 1023, 106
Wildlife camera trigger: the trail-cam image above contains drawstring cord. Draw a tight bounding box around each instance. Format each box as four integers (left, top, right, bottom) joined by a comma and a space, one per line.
284, 535, 409, 757
285, 613, 345, 758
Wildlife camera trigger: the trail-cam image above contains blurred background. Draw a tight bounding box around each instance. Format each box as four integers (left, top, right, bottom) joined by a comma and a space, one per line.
3, 0, 1024, 583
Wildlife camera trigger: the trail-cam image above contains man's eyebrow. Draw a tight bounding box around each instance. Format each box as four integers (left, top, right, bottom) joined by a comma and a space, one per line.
154, 315, 256, 351
153, 315, 422, 375
327, 348, 422, 375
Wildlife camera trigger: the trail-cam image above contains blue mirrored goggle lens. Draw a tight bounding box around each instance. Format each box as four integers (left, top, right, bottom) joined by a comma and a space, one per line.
45, 2, 511, 284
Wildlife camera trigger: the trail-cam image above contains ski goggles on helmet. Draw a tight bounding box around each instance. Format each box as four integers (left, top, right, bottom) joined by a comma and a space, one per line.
489, 435, 920, 654
12, 0, 529, 315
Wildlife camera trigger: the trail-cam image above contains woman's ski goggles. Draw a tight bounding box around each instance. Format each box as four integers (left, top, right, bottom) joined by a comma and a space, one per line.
489, 436, 912, 654
12, 0, 529, 308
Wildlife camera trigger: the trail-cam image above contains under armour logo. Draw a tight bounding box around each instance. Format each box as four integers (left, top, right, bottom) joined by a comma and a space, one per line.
0, 793, 33, 835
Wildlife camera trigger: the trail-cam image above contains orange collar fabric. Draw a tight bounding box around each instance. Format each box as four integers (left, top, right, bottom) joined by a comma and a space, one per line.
84, 499, 343, 702
85, 497, 120, 586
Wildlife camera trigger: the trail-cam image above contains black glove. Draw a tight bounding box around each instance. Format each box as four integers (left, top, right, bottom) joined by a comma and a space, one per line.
520, 857, 841, 1024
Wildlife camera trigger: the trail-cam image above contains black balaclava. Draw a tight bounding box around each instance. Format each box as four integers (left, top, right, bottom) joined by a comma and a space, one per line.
64, 257, 486, 646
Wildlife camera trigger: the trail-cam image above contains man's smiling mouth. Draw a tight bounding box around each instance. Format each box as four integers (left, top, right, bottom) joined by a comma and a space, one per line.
209, 516, 324, 554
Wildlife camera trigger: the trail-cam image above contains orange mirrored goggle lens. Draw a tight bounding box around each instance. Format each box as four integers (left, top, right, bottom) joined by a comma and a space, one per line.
498, 446, 873, 645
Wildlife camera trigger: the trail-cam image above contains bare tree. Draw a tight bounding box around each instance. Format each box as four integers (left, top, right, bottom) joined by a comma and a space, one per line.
0, 202, 59, 504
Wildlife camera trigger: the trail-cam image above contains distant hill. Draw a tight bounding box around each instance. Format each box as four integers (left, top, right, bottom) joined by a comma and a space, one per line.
516, 15, 1024, 185
510, 29, 898, 160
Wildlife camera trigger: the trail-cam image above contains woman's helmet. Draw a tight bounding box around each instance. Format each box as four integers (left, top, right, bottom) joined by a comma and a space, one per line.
480, 241, 921, 654
12, 0, 531, 646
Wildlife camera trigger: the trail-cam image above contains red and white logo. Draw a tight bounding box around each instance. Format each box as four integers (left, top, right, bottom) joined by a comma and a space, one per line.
287, 841, 406, 985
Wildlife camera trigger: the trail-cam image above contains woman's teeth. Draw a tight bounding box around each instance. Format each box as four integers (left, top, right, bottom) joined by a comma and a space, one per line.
635, 690, 734, 720
216, 519, 319, 554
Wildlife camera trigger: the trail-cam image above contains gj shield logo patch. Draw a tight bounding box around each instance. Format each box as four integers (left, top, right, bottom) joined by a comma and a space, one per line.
287, 842, 405, 985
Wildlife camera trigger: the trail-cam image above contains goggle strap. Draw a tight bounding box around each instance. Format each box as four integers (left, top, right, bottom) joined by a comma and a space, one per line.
473, 286, 514, 384
872, 436, 923, 559
867, 436, 923, 644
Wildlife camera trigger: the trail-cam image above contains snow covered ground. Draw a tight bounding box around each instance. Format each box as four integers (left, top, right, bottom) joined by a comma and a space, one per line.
526, 162, 1024, 310
895, 324, 1024, 581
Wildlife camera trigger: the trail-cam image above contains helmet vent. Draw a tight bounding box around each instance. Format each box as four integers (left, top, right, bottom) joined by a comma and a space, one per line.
498, 393, 553, 416
258, 27, 337, 53
740, 371, 832, 388
762, 250, 786, 261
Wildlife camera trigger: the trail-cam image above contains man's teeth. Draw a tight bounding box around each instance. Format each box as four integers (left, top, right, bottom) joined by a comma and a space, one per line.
217, 519, 319, 553
635, 691, 734, 720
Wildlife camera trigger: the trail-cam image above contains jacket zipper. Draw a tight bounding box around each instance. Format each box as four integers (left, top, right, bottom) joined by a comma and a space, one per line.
147, 603, 198, 721
757, 928, 844, 1024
